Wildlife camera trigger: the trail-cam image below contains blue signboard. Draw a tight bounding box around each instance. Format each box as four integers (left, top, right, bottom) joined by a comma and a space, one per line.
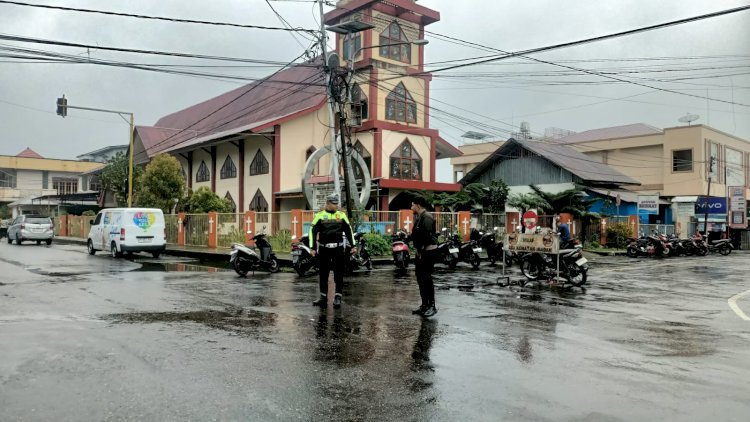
694, 197, 727, 215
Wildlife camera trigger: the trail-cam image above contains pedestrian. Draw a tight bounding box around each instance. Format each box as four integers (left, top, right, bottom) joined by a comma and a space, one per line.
309, 194, 356, 309
410, 196, 438, 317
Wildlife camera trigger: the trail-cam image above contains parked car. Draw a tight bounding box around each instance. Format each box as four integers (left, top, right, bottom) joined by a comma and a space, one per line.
87, 208, 166, 258
7, 215, 54, 245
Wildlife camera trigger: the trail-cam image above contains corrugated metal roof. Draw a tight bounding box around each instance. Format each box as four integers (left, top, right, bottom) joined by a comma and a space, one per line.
135, 59, 326, 159
462, 138, 640, 186
16, 147, 43, 158
557, 123, 662, 144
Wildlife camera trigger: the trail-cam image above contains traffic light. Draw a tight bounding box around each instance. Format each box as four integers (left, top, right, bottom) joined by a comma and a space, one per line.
56, 96, 67, 117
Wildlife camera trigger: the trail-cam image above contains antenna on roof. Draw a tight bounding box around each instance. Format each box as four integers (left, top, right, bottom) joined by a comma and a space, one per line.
678, 113, 700, 126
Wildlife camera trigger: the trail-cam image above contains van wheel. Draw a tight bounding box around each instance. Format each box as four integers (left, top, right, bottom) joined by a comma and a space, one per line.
36, 240, 41, 245
7, 236, 12, 244
45, 239, 52, 246
152, 252, 161, 259
15, 235, 22, 245
87, 240, 96, 255
111, 242, 122, 258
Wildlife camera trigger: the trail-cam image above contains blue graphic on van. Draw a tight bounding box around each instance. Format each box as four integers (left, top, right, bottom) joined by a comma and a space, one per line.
133, 212, 156, 230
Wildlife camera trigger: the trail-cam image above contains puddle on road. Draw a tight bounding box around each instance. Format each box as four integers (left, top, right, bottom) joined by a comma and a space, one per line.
133, 261, 232, 273
103, 306, 277, 336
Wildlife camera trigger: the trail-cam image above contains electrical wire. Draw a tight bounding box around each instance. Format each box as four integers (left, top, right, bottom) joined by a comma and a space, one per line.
0, 0, 317, 33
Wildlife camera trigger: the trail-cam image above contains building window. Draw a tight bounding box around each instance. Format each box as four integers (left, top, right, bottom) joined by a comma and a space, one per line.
52, 177, 78, 195
672, 149, 693, 172
0, 169, 16, 188
353, 140, 371, 180
455, 170, 464, 182
385, 83, 417, 124
726, 147, 744, 186
351, 84, 368, 122
220, 155, 237, 179
249, 150, 269, 176
250, 189, 269, 222
196, 160, 210, 183
390, 140, 422, 180
343, 33, 361, 61
379, 21, 410, 63
224, 192, 237, 213
88, 175, 102, 191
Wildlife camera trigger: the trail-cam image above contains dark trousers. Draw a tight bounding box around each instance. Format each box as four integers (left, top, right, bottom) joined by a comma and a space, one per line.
414, 249, 435, 307
318, 247, 344, 295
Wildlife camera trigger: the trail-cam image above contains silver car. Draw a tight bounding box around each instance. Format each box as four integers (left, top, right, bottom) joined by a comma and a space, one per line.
7, 215, 54, 245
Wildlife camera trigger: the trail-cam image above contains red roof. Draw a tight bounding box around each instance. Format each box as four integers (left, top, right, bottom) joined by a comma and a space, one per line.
136, 60, 327, 159
16, 148, 43, 159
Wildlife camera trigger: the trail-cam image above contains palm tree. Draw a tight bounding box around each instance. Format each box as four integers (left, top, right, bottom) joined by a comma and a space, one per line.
506, 193, 551, 232
528, 184, 596, 218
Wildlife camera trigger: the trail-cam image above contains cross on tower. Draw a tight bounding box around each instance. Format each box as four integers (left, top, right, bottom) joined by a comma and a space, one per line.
177, 218, 183, 233
245, 217, 253, 234
462, 217, 470, 235
208, 217, 214, 233
292, 216, 299, 236
404, 216, 412, 231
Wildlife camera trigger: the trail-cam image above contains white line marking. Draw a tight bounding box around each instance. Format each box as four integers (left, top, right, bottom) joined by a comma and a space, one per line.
728, 289, 750, 321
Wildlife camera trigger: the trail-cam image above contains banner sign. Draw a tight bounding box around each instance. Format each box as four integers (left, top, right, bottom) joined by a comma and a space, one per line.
504, 233, 560, 254
694, 197, 727, 215
637, 195, 659, 223
728, 186, 747, 228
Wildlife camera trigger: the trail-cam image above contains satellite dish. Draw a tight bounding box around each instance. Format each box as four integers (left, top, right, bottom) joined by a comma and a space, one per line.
678, 113, 700, 125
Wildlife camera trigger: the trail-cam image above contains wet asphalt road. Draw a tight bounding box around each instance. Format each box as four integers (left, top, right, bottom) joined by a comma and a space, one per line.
1, 241, 749, 422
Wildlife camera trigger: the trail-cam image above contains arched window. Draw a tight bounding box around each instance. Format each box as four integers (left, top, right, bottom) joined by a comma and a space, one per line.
249, 149, 269, 176
196, 160, 210, 183
351, 84, 368, 122
390, 140, 422, 180
220, 155, 237, 179
343, 32, 361, 61
224, 192, 237, 213
353, 140, 371, 180
385, 83, 416, 124
250, 189, 269, 222
380, 21, 410, 63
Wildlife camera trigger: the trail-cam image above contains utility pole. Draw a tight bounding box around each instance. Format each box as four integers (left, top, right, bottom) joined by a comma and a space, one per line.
318, 0, 341, 203
703, 156, 715, 235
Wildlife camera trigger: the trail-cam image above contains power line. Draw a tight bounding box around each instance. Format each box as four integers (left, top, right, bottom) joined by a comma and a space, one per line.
0, 0, 317, 33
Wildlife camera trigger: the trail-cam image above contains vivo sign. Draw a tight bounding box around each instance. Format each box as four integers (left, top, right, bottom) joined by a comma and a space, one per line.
695, 197, 727, 214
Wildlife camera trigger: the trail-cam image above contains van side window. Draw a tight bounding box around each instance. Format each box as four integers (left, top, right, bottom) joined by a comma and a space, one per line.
93, 213, 102, 225
103, 212, 110, 225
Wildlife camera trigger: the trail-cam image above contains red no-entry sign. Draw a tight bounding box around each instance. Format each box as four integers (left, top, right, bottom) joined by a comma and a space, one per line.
523, 210, 538, 230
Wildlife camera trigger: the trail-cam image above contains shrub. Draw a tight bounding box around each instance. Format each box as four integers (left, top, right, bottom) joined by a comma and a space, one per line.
82, 210, 96, 217
605, 222, 633, 249
269, 229, 292, 252
363, 233, 391, 256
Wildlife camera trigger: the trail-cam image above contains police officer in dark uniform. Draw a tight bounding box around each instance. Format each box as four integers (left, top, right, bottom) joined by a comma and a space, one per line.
309, 194, 356, 309
410, 196, 438, 317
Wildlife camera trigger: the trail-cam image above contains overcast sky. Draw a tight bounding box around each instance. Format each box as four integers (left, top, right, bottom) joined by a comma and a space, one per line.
1, 0, 748, 182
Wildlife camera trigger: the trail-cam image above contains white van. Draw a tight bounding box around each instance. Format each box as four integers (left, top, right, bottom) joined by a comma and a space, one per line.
87, 208, 167, 258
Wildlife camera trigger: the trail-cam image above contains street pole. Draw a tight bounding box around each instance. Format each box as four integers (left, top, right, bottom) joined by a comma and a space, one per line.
703, 156, 715, 236
56, 97, 135, 207
128, 113, 135, 207
318, 0, 341, 202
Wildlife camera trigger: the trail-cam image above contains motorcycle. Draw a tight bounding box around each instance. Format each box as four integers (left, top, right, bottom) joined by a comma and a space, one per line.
291, 234, 318, 276
229, 232, 280, 276
391, 229, 411, 270
626, 232, 669, 257
702, 235, 733, 255
434, 228, 460, 269
478, 227, 513, 266
454, 232, 481, 269
519, 244, 588, 287
346, 232, 372, 273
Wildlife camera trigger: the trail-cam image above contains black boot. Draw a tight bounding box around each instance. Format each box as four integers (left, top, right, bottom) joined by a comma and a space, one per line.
312, 294, 327, 307
422, 303, 437, 317
411, 305, 427, 315
333, 294, 342, 309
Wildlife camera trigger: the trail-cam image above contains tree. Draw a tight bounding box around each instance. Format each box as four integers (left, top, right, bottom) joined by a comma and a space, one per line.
506, 193, 551, 216
183, 187, 233, 213
528, 184, 596, 218
100, 152, 143, 207
483, 180, 509, 214
136, 154, 187, 213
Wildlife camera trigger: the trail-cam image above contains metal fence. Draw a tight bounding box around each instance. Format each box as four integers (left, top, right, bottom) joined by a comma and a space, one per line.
472, 213, 506, 232
165, 214, 179, 245
216, 213, 244, 248
639, 224, 676, 236
183, 214, 209, 247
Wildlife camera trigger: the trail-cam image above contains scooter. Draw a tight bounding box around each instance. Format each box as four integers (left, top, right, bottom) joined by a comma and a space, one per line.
434, 228, 460, 269
477, 227, 513, 266
291, 234, 318, 276
230, 231, 280, 276
454, 232, 481, 269
519, 244, 588, 287
391, 229, 411, 270
705, 236, 733, 255
346, 232, 372, 273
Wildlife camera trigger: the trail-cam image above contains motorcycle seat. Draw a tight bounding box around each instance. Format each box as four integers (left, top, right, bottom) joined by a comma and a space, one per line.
710, 240, 729, 245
